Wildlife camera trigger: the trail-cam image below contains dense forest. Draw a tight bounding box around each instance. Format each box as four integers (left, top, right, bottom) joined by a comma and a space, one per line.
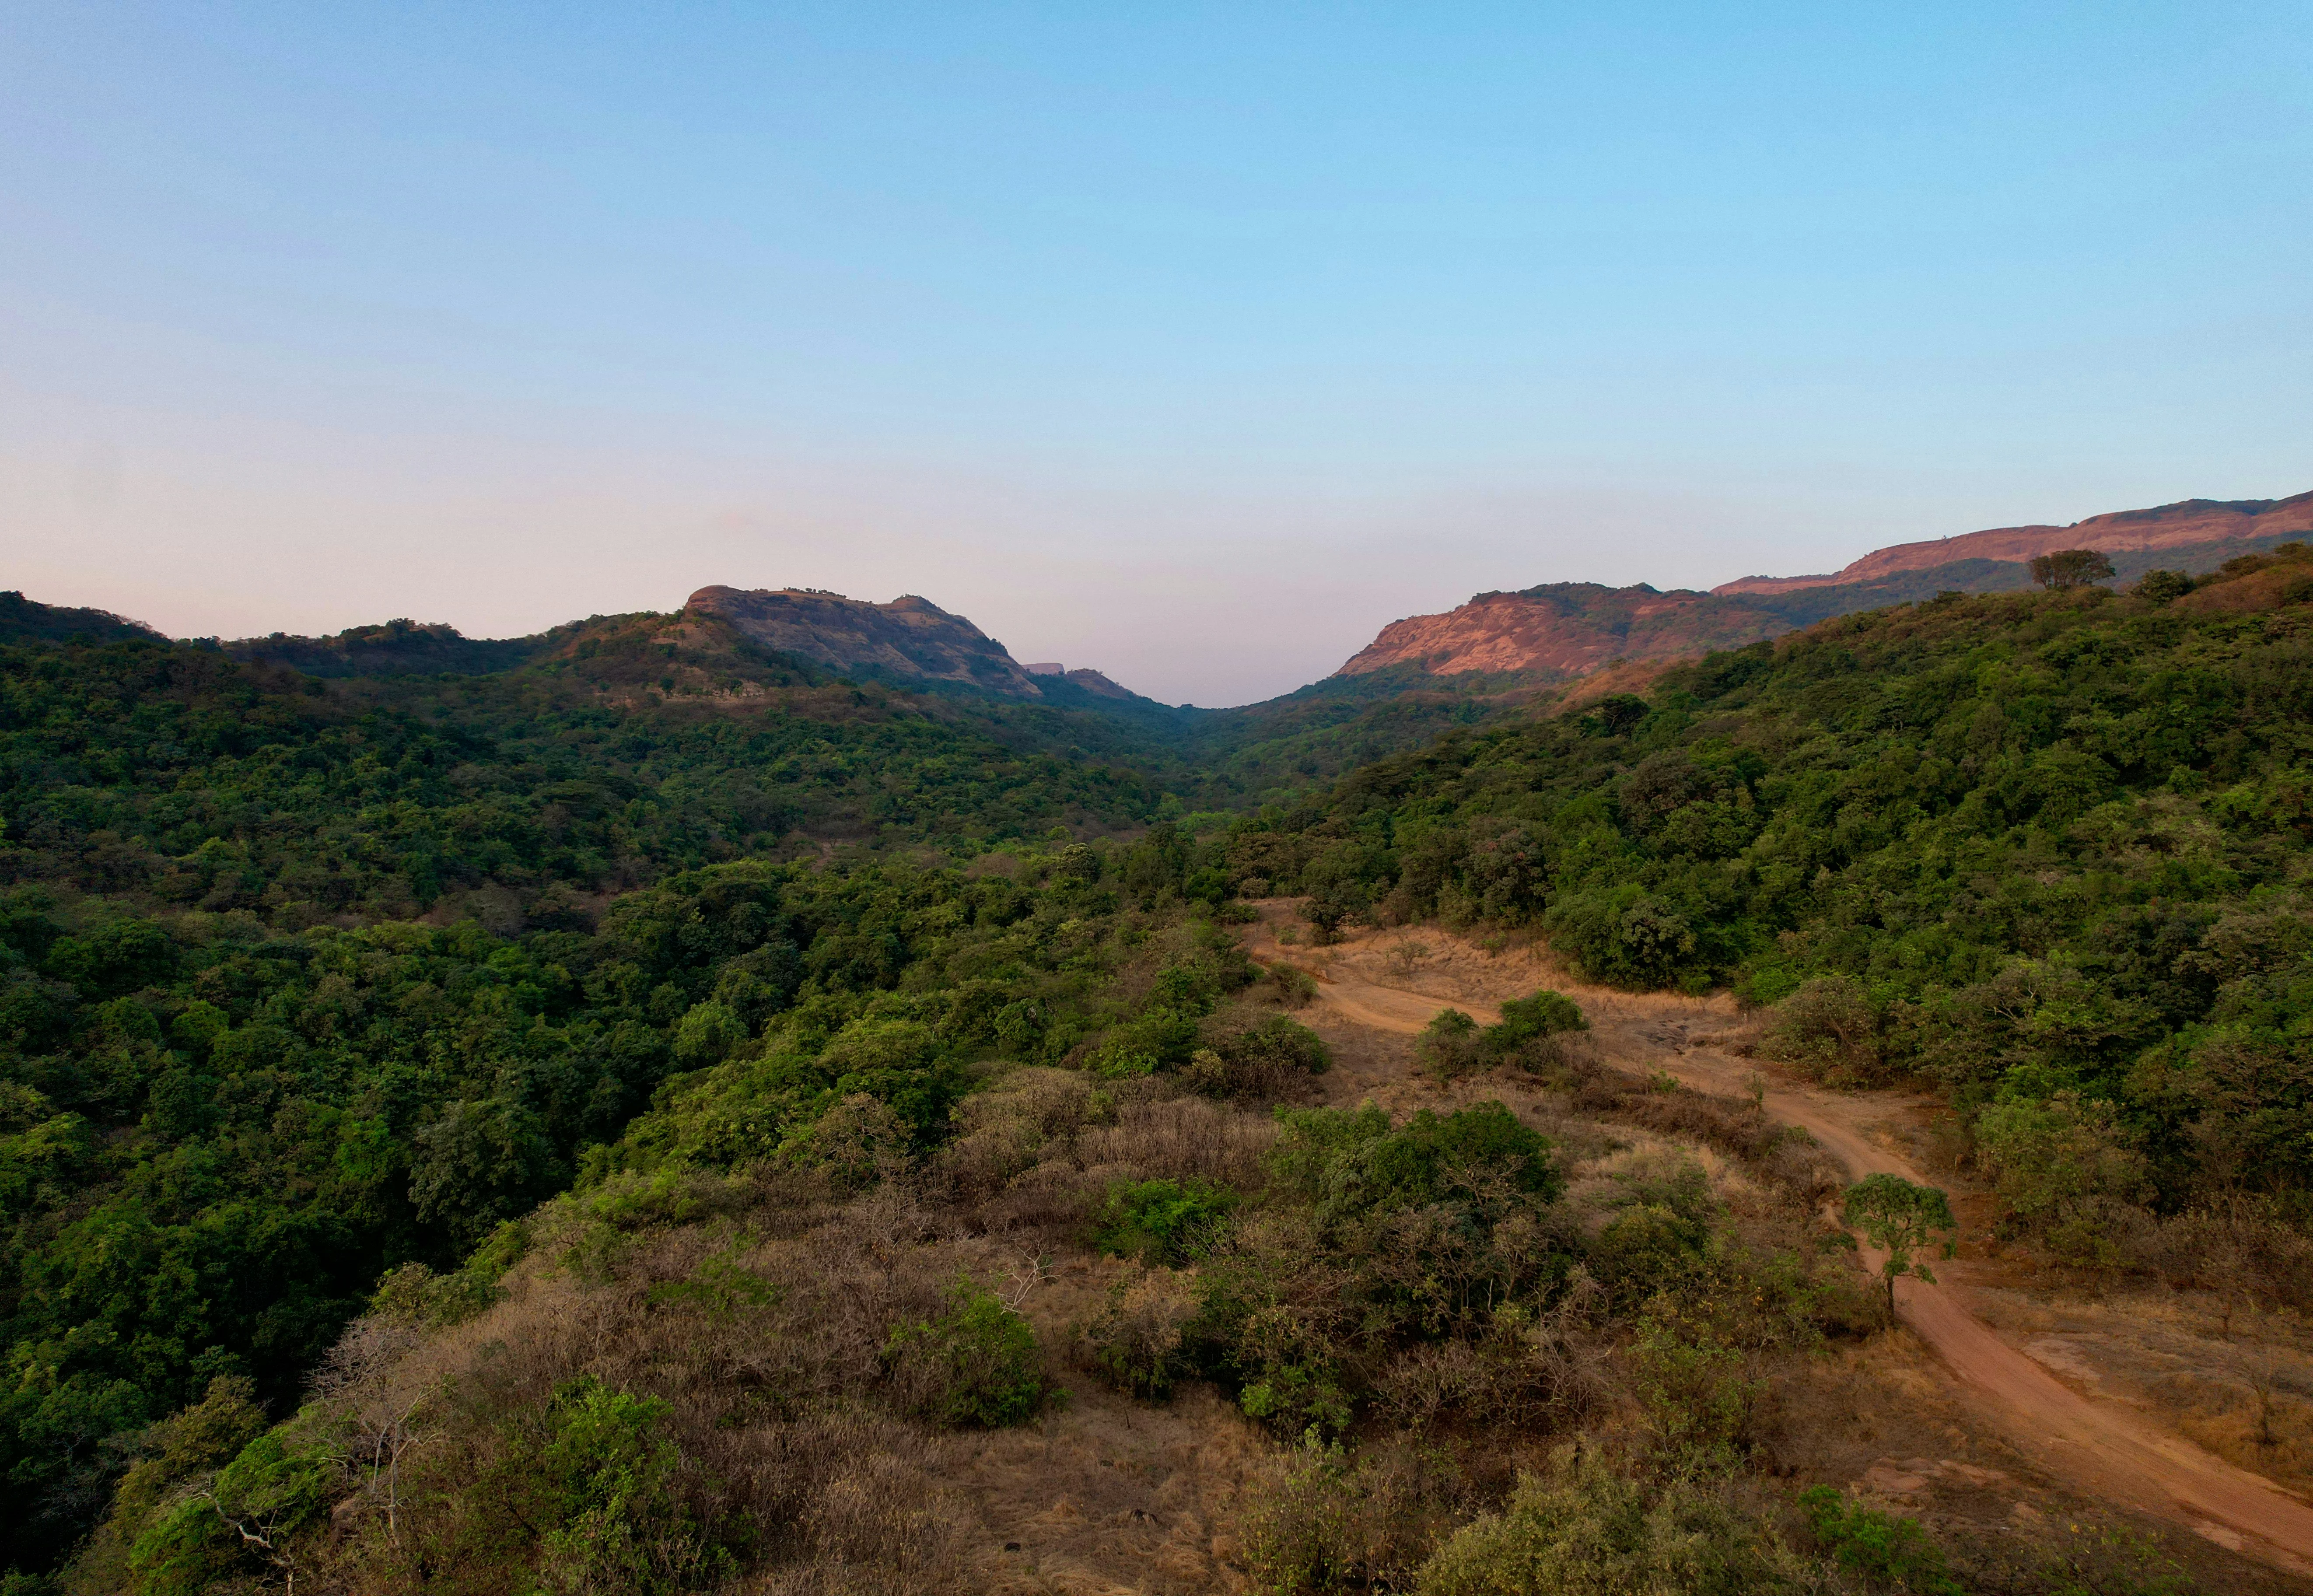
3, 544, 2309, 1593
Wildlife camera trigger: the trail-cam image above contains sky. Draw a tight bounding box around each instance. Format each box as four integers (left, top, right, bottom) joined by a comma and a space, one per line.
3, 3, 2308, 706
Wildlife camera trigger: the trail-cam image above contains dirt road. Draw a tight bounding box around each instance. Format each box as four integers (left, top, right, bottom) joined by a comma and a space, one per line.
1251, 914, 2313, 1576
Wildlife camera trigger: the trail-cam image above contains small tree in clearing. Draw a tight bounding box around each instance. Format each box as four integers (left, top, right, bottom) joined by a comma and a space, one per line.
1841, 1174, 1958, 1315
2028, 548, 2115, 590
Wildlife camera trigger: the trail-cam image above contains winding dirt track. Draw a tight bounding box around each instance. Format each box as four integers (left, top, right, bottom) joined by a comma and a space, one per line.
1260, 930, 2313, 1577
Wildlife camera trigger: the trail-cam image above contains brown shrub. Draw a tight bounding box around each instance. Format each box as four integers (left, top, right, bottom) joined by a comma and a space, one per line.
1553, 1051, 1845, 1209
1240, 1438, 1476, 1595
2119, 1194, 2313, 1313
1072, 1264, 1202, 1398
1077, 1094, 1274, 1189
312, 1178, 1005, 1595
1371, 1272, 1610, 1436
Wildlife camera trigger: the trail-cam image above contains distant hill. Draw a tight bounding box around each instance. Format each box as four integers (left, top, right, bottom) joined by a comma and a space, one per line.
206, 586, 1172, 712
1715, 490, 2313, 595
1335, 490, 2313, 682
687, 585, 1050, 697
0, 591, 165, 646
223, 617, 559, 676
1337, 581, 1792, 679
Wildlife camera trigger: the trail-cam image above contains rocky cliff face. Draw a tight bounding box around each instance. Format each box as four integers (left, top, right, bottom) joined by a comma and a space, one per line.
1337, 584, 1788, 679
1714, 492, 2313, 596
685, 586, 1049, 697
1337, 490, 2312, 684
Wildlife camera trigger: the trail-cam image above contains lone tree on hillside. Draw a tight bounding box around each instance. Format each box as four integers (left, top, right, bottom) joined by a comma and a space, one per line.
2029, 548, 2116, 590
1841, 1174, 1958, 1315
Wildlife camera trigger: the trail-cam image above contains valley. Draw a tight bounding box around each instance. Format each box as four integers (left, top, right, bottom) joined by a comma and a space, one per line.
2, 509, 2310, 1594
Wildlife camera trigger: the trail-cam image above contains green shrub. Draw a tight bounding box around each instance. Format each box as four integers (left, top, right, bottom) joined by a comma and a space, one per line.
1973, 1091, 2149, 1263
1416, 1446, 1816, 1595
1269, 1101, 1563, 1222
127, 1428, 335, 1596
1187, 1011, 1333, 1099
1085, 1009, 1202, 1077
1092, 1176, 1240, 1264
1492, 990, 1587, 1043
528, 1376, 727, 1595
1760, 976, 1884, 1083
885, 1280, 1048, 1428
1797, 1486, 1960, 1594
1543, 886, 1698, 990
1235, 1012, 1333, 1074
1416, 1008, 1484, 1083
1243, 1440, 1460, 1595
1628, 1313, 1763, 1474
1267, 962, 1320, 1007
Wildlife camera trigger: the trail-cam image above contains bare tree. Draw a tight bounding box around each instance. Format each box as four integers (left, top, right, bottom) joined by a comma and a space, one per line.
309, 1315, 434, 1545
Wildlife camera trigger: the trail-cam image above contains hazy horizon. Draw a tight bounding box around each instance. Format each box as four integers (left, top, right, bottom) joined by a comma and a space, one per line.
6, 3, 2308, 703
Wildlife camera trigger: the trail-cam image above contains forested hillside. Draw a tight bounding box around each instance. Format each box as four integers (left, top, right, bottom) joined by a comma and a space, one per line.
3, 544, 2310, 1593
0, 603, 1196, 1576
1240, 544, 2313, 1234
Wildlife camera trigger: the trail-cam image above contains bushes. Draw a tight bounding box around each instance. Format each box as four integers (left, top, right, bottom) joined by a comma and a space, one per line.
1419, 994, 1589, 1085
525, 1376, 729, 1594
1414, 1446, 1819, 1596
1626, 1314, 1764, 1475
1195, 1102, 1571, 1440
1798, 1486, 1960, 1595
1268, 1101, 1563, 1221
1416, 1008, 1484, 1083
1090, 1176, 1239, 1264
883, 1280, 1049, 1428
1266, 961, 1321, 1008
1243, 1440, 1466, 1595
1085, 1008, 1202, 1078
1075, 1266, 1200, 1399
127, 1427, 336, 1596
1494, 989, 1587, 1044
1186, 1010, 1332, 1100
1543, 887, 1697, 990
1759, 976, 1884, 1084
1972, 1092, 2149, 1264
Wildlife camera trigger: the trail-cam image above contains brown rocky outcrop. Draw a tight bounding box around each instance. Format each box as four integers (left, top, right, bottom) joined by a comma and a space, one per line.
1337, 489, 2311, 686
1336, 583, 1786, 679
686, 586, 1046, 696
1713, 492, 2313, 596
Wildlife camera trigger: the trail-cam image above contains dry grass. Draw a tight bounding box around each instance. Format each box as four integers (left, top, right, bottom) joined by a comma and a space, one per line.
302, 1162, 1280, 1596
937, 1069, 1275, 1244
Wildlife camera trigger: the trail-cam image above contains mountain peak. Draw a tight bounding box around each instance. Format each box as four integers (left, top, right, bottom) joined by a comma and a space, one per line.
685, 585, 1046, 696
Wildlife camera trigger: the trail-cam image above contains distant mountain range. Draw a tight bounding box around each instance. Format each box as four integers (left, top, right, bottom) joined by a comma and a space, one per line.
1337, 490, 2312, 682
16, 488, 2303, 711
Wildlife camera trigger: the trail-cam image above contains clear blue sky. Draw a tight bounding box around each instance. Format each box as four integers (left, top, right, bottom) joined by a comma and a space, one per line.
3, 3, 2307, 703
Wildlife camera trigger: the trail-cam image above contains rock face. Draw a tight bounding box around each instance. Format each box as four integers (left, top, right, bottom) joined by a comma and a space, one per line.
686, 586, 1048, 697
1337, 584, 1786, 679
1714, 492, 2313, 596
1337, 490, 2313, 684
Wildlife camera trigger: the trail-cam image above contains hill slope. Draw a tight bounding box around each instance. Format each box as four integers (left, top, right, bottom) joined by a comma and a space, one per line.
686, 585, 1051, 697
1717, 490, 2313, 595
1335, 490, 2313, 684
